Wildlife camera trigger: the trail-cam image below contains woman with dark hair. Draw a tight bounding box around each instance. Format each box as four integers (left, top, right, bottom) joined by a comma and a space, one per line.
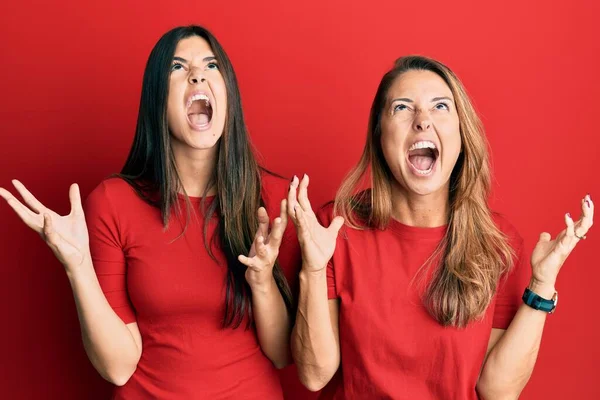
0, 26, 299, 399
288, 56, 594, 399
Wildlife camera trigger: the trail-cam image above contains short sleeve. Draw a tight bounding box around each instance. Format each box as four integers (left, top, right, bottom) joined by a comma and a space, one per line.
492, 236, 530, 329
316, 207, 338, 299
84, 180, 136, 324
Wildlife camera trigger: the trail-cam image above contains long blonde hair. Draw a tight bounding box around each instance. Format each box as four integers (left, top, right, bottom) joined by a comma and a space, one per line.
334, 56, 514, 327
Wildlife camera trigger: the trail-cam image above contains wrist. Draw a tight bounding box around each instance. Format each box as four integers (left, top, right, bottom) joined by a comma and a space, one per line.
528, 278, 556, 299
300, 261, 327, 274
249, 275, 278, 296
299, 267, 327, 282
65, 256, 95, 282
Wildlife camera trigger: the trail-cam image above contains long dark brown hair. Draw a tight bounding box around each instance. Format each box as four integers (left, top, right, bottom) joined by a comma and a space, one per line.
335, 56, 515, 327
119, 25, 293, 328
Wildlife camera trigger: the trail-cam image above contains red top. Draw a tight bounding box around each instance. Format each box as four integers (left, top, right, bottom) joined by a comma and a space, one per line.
84, 173, 300, 400
317, 205, 530, 400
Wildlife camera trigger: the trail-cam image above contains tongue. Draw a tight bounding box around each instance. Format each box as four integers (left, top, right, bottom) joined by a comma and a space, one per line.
189, 113, 210, 126
409, 155, 435, 171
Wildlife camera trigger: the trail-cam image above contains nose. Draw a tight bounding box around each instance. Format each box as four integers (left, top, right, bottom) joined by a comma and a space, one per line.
188, 69, 206, 85
414, 111, 432, 132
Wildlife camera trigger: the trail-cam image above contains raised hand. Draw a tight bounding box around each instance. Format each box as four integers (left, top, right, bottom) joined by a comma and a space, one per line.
239, 200, 288, 290
287, 174, 344, 272
530, 194, 594, 292
0, 180, 90, 271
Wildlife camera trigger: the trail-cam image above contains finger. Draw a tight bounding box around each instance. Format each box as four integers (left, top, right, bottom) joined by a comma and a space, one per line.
255, 235, 268, 258
237, 254, 256, 268
294, 204, 312, 242
537, 232, 552, 243
328, 216, 345, 236
0, 187, 42, 231
69, 183, 84, 216
256, 207, 270, 239
297, 174, 313, 212
278, 199, 289, 230
12, 180, 46, 213
269, 217, 286, 248
559, 212, 577, 250
43, 213, 62, 249
575, 194, 594, 236
287, 176, 299, 219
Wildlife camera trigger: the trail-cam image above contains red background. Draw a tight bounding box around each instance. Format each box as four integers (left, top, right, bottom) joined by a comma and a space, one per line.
1, 0, 598, 398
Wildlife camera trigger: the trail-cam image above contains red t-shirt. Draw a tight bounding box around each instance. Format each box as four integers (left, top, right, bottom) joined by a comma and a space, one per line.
84, 173, 301, 400
317, 205, 530, 400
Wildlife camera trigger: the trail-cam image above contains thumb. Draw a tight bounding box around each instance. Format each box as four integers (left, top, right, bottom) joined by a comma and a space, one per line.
537, 232, 552, 243
328, 216, 345, 236
43, 213, 62, 250
69, 183, 83, 215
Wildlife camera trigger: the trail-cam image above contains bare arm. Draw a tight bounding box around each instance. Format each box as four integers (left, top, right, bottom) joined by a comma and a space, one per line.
0, 181, 142, 385
477, 306, 546, 399
240, 201, 294, 368
250, 277, 291, 368
292, 269, 340, 391
477, 195, 593, 399
68, 262, 142, 385
287, 174, 345, 391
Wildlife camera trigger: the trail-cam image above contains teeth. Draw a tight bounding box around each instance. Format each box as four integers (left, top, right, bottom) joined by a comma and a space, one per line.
408, 141, 437, 151
187, 93, 211, 109
414, 163, 434, 175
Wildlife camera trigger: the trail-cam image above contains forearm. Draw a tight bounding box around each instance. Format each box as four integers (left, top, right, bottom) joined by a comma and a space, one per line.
478, 282, 553, 399
291, 267, 339, 392
251, 276, 291, 369
67, 260, 141, 386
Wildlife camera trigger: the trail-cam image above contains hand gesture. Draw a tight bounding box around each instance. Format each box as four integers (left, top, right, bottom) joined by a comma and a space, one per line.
530, 194, 594, 292
287, 175, 344, 272
240, 200, 288, 290
0, 180, 90, 271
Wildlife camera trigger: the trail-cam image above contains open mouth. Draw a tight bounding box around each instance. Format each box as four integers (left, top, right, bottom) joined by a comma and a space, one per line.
186, 93, 213, 128
407, 140, 439, 175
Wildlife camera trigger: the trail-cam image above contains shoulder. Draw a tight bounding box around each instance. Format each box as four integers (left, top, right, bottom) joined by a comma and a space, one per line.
316, 201, 336, 225
260, 169, 291, 214
260, 169, 291, 198
491, 212, 524, 249
84, 177, 143, 215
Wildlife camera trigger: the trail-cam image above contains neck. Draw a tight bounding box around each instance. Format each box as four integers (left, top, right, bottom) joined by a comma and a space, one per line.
171, 141, 218, 197
390, 181, 450, 227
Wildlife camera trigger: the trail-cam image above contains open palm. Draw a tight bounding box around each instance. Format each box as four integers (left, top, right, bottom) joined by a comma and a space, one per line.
530, 195, 593, 287
0, 180, 90, 269
287, 175, 344, 272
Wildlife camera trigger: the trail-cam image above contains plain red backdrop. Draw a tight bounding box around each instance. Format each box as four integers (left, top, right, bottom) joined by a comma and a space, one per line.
1, 0, 598, 399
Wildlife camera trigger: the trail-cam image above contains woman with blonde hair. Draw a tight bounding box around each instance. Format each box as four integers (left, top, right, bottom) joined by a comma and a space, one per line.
288, 55, 594, 399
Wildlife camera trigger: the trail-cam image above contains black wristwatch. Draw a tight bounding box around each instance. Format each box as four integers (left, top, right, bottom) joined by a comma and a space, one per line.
522, 288, 558, 313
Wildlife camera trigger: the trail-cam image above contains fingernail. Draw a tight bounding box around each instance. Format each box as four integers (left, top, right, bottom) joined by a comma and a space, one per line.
303, 173, 307, 179
586, 200, 591, 208
566, 212, 571, 219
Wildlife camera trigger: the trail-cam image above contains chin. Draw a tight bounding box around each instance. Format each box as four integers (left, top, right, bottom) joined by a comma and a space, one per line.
399, 175, 445, 197
189, 137, 221, 150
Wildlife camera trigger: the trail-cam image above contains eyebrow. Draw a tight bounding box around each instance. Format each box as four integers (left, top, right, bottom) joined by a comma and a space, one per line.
172, 56, 217, 63
391, 98, 413, 103
390, 96, 453, 104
